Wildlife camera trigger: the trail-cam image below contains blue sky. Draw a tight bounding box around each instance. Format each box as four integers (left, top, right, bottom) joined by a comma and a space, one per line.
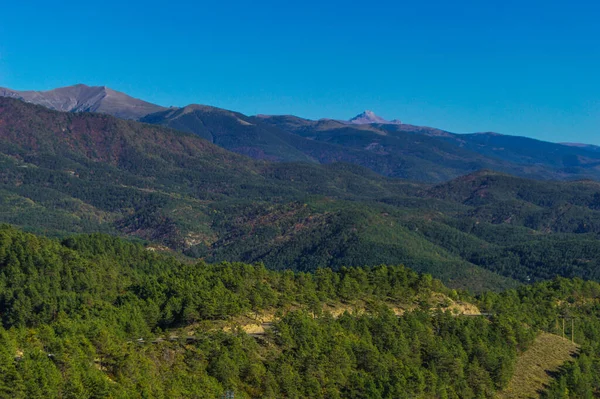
1, 0, 599, 144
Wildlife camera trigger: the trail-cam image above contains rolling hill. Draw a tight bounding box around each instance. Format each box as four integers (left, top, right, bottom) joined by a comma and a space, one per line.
258, 114, 600, 182
142, 102, 600, 182
1, 97, 600, 292
4, 226, 597, 398
0, 97, 508, 291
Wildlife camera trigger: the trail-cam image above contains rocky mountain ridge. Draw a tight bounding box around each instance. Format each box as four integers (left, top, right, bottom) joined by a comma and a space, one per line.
0, 84, 165, 119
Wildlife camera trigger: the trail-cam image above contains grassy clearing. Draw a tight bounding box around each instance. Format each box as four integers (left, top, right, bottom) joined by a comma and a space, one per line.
497, 332, 579, 399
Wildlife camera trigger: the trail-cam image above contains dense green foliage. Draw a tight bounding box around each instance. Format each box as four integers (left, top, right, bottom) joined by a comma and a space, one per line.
0, 226, 539, 398
3, 98, 600, 292
2, 228, 600, 397
476, 278, 600, 398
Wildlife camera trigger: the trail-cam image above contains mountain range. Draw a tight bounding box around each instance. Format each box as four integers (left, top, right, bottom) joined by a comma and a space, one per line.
2, 96, 600, 293
145, 103, 600, 182
4, 84, 600, 183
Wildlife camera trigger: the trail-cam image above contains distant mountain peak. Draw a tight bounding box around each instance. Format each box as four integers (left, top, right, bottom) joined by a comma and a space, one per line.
347, 110, 401, 125
0, 84, 165, 120
360, 110, 377, 118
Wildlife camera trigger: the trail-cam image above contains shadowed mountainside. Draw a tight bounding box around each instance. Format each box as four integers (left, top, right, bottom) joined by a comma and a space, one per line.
5, 84, 600, 183
143, 104, 600, 182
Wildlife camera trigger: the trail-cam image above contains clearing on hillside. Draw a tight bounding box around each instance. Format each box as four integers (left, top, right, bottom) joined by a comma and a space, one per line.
497, 332, 579, 399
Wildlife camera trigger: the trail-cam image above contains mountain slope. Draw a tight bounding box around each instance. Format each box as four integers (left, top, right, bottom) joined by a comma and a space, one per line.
4, 227, 600, 398
259, 114, 600, 181
146, 103, 600, 183
0, 226, 572, 398
6, 84, 600, 183
140, 104, 319, 162
144, 106, 502, 181
497, 333, 578, 399
0, 84, 165, 119
3, 97, 600, 291
0, 97, 515, 291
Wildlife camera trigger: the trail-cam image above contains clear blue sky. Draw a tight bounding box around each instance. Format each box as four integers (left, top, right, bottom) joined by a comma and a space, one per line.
1, 0, 598, 144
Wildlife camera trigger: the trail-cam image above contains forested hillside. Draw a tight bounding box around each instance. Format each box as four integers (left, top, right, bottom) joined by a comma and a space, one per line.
255, 114, 600, 182
3, 98, 600, 291
3, 1, 598, 397
2, 226, 600, 398
141, 101, 600, 183
6, 84, 600, 183
480, 278, 600, 398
